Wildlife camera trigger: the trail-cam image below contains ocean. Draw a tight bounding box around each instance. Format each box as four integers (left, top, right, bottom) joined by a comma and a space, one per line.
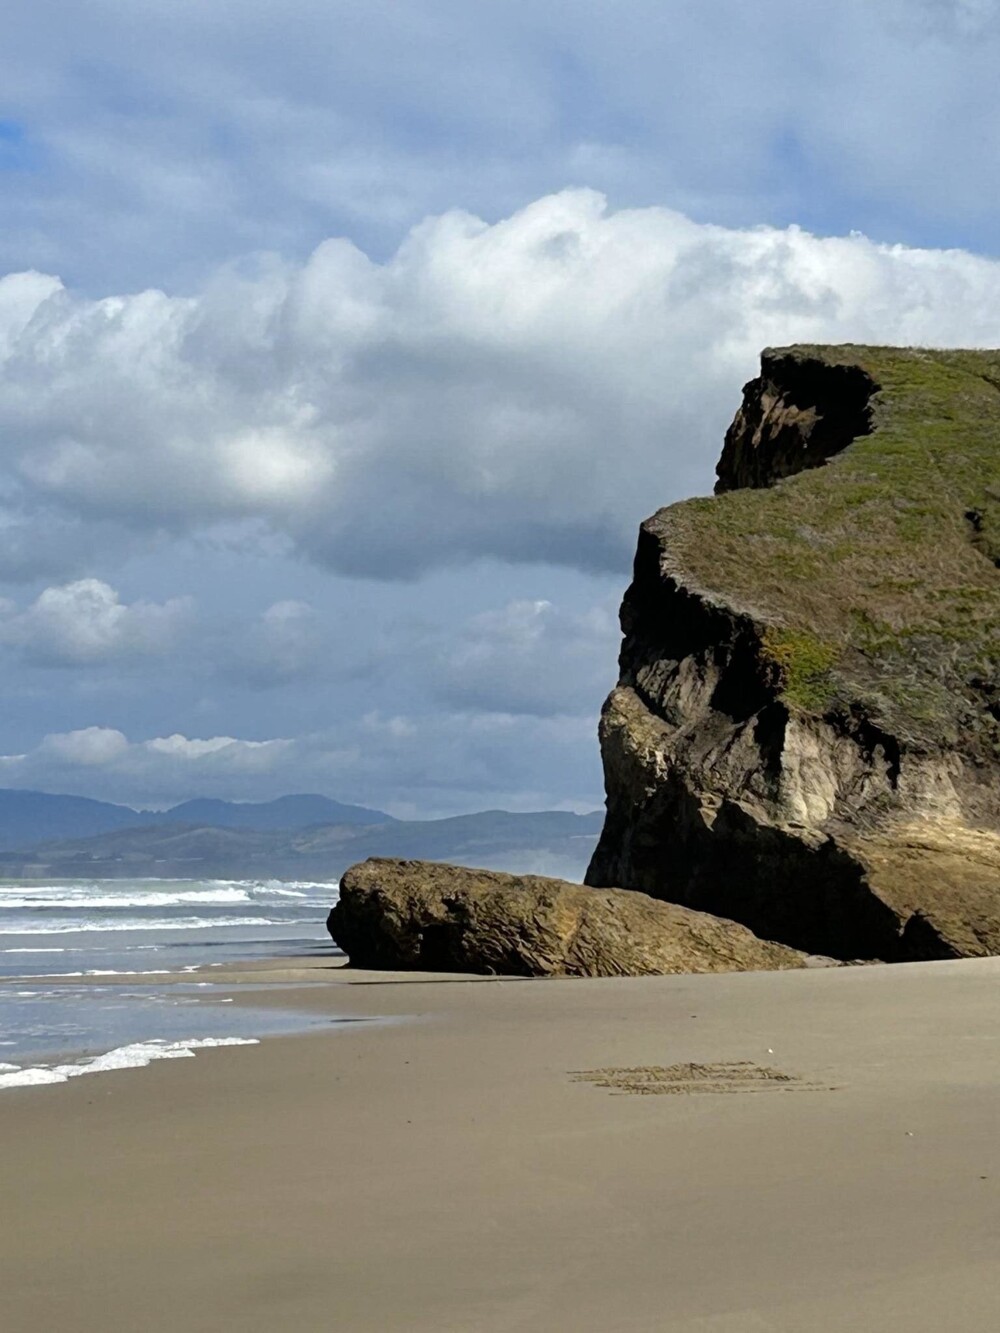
0, 876, 343, 1088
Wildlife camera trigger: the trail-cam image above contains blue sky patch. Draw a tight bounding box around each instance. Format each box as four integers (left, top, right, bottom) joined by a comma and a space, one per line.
0, 119, 38, 171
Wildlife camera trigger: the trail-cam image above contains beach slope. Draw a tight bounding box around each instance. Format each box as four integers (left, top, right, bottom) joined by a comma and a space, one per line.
2, 957, 999, 1332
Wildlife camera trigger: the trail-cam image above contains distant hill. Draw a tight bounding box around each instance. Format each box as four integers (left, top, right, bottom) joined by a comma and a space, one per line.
0, 788, 392, 851
150, 794, 393, 831
0, 808, 605, 883
0, 789, 147, 851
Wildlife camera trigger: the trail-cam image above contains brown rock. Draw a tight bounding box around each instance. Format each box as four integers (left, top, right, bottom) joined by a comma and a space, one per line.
327, 858, 820, 976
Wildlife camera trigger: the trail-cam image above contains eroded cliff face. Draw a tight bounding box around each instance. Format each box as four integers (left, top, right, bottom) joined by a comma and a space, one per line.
714, 352, 876, 493
586, 346, 1000, 962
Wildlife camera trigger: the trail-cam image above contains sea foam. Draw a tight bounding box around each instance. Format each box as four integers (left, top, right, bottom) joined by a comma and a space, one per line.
0, 1036, 259, 1090
0, 883, 310, 909
0, 915, 315, 934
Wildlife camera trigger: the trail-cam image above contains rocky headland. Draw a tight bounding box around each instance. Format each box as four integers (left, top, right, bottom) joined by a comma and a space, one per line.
586, 345, 1000, 962
329, 346, 1000, 976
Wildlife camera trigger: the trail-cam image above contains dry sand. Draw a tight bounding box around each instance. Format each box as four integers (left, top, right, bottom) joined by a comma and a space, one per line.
2, 956, 1000, 1332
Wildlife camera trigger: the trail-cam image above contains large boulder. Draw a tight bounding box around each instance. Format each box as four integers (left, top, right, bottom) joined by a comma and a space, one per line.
586, 345, 1000, 962
327, 857, 819, 976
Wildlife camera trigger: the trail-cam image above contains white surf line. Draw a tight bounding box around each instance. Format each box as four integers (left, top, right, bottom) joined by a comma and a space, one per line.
0, 1037, 259, 1090
0, 965, 204, 982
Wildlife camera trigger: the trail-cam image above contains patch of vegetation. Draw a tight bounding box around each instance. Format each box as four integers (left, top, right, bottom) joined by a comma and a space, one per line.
659, 345, 1000, 751
761, 627, 837, 711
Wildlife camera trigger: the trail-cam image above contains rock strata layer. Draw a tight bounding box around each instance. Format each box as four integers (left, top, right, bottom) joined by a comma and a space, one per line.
328, 858, 818, 976
586, 345, 1000, 962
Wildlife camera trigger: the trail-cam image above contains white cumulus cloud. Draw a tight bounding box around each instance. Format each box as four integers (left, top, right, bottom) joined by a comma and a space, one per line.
36, 726, 131, 766
0, 579, 192, 665
3, 193, 1000, 585
0, 727, 295, 806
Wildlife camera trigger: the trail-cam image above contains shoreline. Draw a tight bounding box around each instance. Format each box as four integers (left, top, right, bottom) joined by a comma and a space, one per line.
3, 956, 1000, 1330
0, 953, 347, 1077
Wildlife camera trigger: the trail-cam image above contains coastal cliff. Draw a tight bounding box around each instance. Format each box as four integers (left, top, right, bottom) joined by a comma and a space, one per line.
586, 346, 1000, 961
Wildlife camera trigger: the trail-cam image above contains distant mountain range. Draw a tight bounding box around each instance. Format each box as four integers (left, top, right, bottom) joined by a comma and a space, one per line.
0, 789, 392, 851
0, 788, 603, 882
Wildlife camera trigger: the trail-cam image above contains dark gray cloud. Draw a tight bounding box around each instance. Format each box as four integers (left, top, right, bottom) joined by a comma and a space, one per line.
0, 559, 618, 812
432, 597, 619, 718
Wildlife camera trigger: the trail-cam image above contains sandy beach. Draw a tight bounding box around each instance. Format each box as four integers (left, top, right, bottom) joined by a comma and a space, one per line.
2, 956, 999, 1332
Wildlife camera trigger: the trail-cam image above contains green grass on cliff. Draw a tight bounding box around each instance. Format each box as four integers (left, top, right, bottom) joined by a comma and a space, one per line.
760, 627, 837, 712
664, 346, 1000, 748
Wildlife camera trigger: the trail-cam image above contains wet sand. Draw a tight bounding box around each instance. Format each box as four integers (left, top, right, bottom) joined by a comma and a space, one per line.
2, 955, 1000, 1332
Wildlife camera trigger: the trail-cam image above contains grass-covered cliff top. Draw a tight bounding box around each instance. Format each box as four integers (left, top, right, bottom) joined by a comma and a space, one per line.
657, 345, 1000, 749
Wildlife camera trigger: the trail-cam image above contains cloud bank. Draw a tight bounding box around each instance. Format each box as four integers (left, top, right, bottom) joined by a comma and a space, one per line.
4, 191, 1000, 589
4, 192, 1000, 811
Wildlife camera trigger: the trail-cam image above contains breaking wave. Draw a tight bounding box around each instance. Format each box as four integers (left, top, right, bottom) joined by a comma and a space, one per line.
0, 915, 319, 934
0, 879, 330, 910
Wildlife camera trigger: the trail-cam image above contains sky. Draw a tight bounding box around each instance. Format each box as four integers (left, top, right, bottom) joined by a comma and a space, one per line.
2, 0, 1000, 814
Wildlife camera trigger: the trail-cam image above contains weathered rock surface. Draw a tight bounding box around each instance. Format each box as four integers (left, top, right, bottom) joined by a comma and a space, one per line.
715, 351, 876, 493
328, 858, 819, 976
586, 345, 1000, 962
